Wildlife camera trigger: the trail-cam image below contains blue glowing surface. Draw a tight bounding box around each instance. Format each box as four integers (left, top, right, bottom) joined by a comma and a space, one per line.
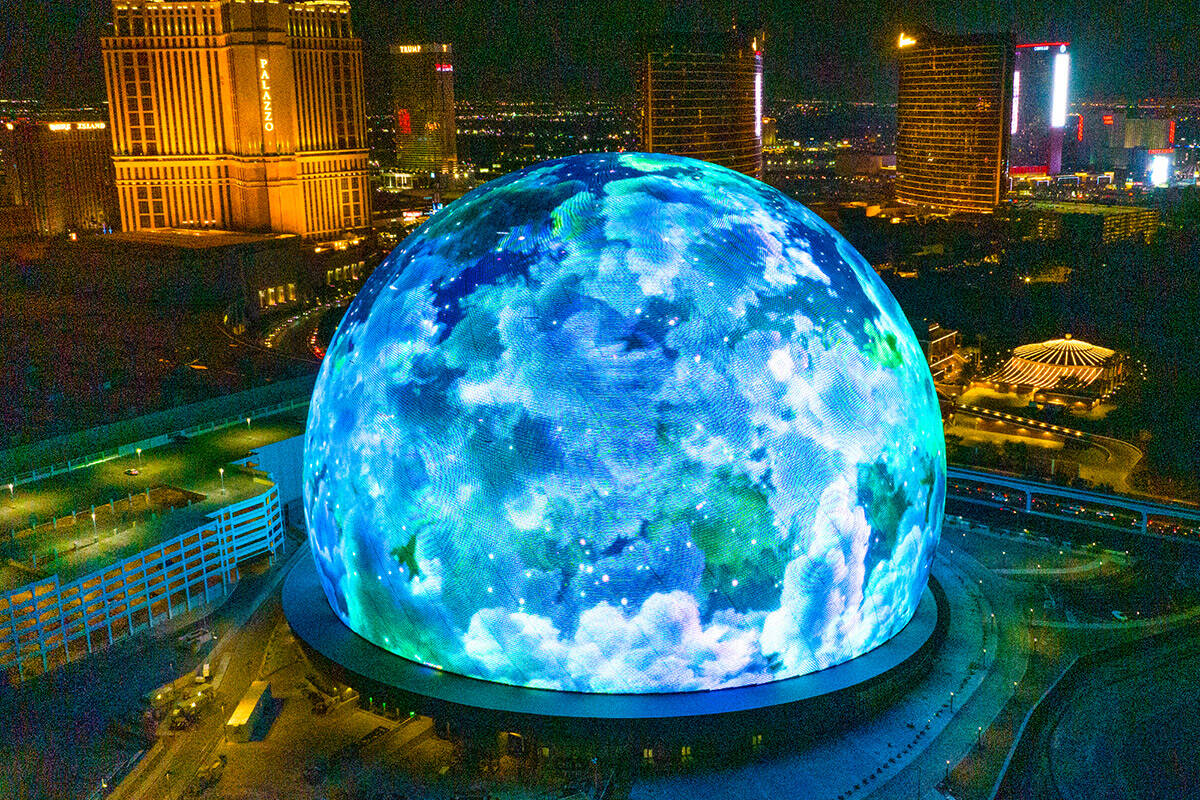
304, 153, 945, 694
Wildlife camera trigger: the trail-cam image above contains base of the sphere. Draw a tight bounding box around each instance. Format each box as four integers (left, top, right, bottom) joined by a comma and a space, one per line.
283, 549, 945, 743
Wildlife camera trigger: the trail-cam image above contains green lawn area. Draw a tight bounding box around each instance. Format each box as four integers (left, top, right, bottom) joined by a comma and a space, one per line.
0, 409, 306, 587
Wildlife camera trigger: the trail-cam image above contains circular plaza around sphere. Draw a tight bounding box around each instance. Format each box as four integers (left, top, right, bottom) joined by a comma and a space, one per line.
302, 152, 946, 696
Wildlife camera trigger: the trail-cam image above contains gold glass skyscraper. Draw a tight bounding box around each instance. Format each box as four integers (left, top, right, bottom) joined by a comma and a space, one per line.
101, 0, 370, 237
0, 120, 119, 236
390, 44, 457, 180
637, 32, 764, 179
896, 28, 1013, 213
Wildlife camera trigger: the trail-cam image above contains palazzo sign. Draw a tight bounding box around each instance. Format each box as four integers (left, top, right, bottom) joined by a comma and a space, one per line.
260, 58, 274, 132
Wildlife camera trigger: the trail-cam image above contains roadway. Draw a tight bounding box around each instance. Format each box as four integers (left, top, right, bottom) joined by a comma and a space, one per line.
1016, 627, 1200, 799
109, 542, 308, 800
11, 500, 1197, 799
626, 541, 1020, 800
860, 537, 1035, 800
946, 409, 1143, 492
0, 537, 300, 800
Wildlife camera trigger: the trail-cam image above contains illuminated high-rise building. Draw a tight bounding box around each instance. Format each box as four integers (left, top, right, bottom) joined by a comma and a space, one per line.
1075, 110, 1176, 186
390, 44, 457, 180
637, 31, 764, 179
101, 0, 370, 238
0, 120, 119, 236
896, 28, 1013, 213
1009, 42, 1071, 176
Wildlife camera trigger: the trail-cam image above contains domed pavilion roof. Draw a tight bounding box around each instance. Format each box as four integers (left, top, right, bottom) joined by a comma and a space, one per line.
990, 335, 1121, 392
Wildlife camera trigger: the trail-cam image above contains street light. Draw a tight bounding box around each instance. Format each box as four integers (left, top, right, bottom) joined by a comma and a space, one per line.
6, 483, 12, 500
219, 467, 225, 494
246, 417, 251, 429
91, 511, 97, 537
136, 448, 142, 466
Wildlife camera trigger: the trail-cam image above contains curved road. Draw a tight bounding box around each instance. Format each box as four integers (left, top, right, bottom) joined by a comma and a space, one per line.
1041, 629, 1200, 800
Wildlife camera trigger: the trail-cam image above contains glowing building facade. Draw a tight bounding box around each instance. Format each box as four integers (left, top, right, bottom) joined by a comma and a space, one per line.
982, 335, 1124, 408
896, 28, 1013, 213
390, 44, 457, 181
1009, 42, 1071, 176
101, 0, 370, 238
1077, 111, 1176, 185
637, 32, 764, 179
0, 120, 119, 236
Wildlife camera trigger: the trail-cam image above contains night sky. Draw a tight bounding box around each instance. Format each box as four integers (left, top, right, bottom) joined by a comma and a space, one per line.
1, 0, 1198, 107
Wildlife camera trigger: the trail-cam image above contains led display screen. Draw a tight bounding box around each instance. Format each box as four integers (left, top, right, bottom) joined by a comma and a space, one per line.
1051, 52, 1070, 128
304, 153, 945, 693
1150, 154, 1170, 187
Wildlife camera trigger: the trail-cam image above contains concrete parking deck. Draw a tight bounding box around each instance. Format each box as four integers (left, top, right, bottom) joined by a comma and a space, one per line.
0, 411, 305, 590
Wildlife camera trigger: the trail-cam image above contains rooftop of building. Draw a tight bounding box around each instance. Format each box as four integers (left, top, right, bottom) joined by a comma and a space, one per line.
1011, 336, 1118, 368
1022, 201, 1159, 216
105, 229, 299, 250
0, 408, 306, 589
986, 335, 1123, 396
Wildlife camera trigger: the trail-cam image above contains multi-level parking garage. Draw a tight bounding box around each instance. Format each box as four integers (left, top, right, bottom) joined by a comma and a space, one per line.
0, 416, 303, 682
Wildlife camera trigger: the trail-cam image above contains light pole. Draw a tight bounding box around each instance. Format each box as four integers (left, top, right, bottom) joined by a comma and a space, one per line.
6, 483, 12, 500
219, 467, 225, 494
245, 417, 251, 429
91, 511, 97, 537
136, 448, 142, 467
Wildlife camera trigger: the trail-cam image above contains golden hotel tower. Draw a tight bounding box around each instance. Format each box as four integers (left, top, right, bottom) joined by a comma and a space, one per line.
895, 28, 1013, 214
101, 0, 369, 237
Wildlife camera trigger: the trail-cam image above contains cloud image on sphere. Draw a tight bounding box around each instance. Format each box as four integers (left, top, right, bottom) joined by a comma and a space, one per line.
303, 152, 945, 694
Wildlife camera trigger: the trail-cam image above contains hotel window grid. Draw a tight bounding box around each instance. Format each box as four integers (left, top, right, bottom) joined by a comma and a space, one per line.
896, 31, 1013, 213
101, 0, 370, 238
390, 44, 458, 178
638, 36, 764, 179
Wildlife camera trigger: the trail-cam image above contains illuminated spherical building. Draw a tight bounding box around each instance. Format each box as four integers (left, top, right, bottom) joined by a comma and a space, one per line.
303, 152, 945, 696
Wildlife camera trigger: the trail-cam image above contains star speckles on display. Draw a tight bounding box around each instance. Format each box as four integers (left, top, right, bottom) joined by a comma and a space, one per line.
303, 152, 945, 694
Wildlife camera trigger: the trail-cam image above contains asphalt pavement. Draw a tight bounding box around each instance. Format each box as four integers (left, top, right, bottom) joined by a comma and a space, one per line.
110, 542, 309, 800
